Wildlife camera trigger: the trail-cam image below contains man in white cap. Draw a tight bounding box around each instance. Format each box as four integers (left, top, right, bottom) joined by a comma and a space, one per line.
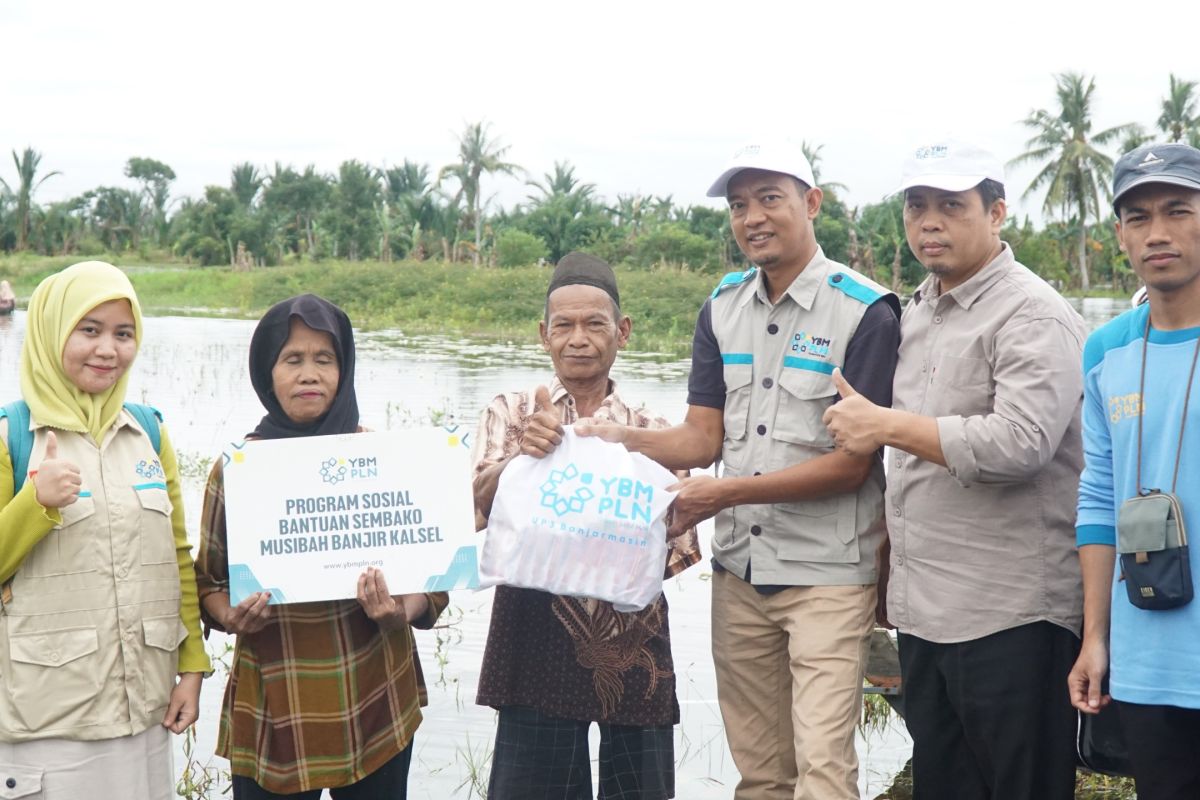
824, 140, 1086, 799
580, 140, 900, 799
1070, 141, 1200, 800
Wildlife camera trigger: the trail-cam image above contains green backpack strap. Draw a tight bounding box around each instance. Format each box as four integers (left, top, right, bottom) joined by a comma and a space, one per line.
2, 401, 162, 496
123, 403, 163, 455
1, 401, 33, 495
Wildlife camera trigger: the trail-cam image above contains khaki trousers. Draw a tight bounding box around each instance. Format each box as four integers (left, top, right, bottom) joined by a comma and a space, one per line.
711, 570, 875, 800
0, 726, 173, 800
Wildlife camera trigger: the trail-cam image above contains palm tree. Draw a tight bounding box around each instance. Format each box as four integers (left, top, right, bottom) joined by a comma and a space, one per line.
801, 141, 849, 195
1009, 73, 1135, 291
230, 162, 264, 207
1119, 124, 1153, 155
438, 121, 523, 265
526, 160, 595, 205
1158, 73, 1200, 143
0, 148, 61, 251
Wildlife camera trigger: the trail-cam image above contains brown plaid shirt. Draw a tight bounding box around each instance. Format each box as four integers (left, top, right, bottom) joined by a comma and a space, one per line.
472, 378, 701, 726
196, 454, 448, 794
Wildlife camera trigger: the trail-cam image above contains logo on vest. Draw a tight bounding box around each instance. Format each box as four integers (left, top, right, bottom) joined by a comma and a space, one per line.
136, 459, 164, 480
791, 331, 833, 359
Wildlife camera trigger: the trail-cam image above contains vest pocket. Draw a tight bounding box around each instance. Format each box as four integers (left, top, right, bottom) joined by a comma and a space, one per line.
141, 615, 185, 713
722, 365, 753, 471
136, 485, 176, 565
21, 496, 99, 577
0, 765, 43, 799
774, 495, 858, 563
774, 370, 836, 449
6, 627, 101, 733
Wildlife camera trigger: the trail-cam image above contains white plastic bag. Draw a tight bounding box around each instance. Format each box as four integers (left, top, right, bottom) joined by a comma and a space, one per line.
480, 426, 677, 612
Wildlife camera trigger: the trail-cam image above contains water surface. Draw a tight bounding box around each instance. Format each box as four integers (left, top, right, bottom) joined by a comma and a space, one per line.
0, 296, 1130, 798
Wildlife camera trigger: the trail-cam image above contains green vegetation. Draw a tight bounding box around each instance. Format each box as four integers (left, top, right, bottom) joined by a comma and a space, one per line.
2, 72, 1199, 314
0, 256, 717, 356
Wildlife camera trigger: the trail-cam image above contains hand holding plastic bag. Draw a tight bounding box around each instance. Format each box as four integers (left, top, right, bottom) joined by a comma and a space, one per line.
480, 427, 677, 612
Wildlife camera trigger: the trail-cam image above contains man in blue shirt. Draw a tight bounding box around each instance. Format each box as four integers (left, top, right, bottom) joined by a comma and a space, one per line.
1071, 142, 1200, 800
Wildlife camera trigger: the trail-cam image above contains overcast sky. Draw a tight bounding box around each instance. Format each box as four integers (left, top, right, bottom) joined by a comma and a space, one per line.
3, 0, 1197, 224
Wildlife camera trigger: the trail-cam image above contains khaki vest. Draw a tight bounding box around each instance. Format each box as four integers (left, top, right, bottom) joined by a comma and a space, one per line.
0, 411, 185, 742
709, 252, 895, 585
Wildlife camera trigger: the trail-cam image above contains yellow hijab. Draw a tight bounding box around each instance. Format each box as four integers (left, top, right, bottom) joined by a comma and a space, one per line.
19, 261, 144, 442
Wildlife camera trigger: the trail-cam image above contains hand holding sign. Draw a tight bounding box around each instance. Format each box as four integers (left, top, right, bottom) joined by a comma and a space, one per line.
223, 591, 273, 635
821, 368, 884, 456
34, 431, 83, 509
357, 567, 429, 631
520, 385, 564, 459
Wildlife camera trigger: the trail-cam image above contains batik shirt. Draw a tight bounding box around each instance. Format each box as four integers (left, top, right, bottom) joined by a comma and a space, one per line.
472, 377, 701, 726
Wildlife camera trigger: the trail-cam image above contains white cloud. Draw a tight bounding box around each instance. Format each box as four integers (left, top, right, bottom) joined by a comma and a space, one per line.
2, 0, 1197, 224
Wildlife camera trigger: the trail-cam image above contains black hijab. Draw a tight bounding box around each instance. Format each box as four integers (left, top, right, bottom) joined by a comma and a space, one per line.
248, 294, 359, 439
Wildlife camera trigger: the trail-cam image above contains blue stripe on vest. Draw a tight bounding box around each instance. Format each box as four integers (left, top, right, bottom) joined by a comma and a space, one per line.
711, 268, 758, 298
133, 482, 168, 491
783, 356, 836, 374
721, 353, 754, 365
78, 491, 92, 498
827, 272, 882, 305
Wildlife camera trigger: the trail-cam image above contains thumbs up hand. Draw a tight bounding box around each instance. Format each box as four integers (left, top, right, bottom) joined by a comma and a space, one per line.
519, 385, 565, 459
822, 368, 885, 456
33, 431, 83, 508
831, 368, 858, 399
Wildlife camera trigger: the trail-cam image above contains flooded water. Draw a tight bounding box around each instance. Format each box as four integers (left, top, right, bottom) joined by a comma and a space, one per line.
0, 296, 1132, 798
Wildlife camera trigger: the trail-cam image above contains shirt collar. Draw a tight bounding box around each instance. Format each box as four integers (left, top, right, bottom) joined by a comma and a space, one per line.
547, 375, 624, 420
744, 246, 830, 311
912, 242, 1013, 310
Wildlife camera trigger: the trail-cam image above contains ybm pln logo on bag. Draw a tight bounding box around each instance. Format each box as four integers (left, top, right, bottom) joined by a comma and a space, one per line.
481, 428, 678, 611
540, 463, 658, 528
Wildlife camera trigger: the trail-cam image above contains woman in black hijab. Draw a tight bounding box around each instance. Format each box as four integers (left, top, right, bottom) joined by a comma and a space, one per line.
195, 295, 448, 799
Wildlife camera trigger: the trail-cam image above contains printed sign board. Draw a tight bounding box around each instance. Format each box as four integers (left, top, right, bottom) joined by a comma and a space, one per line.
222, 427, 480, 605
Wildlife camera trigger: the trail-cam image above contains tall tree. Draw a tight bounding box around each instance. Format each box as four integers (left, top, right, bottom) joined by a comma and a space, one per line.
1158, 73, 1200, 143
230, 162, 264, 207
1010, 72, 1134, 291
438, 121, 522, 265
0, 148, 61, 251
125, 157, 176, 245
801, 141, 848, 195
1119, 124, 1153, 155
262, 164, 330, 258
527, 160, 595, 204
328, 160, 380, 261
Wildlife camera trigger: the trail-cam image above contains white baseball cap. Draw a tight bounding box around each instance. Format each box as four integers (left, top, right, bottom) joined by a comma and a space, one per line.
897, 140, 1005, 194
707, 140, 817, 198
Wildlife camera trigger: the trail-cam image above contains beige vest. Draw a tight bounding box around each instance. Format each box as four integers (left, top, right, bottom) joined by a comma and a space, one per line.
709, 251, 895, 585
0, 411, 185, 742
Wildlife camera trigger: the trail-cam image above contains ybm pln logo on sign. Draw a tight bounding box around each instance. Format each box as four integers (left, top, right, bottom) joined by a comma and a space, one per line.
319, 456, 379, 485
540, 462, 657, 524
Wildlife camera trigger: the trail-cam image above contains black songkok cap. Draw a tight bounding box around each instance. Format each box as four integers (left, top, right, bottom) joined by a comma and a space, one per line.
546, 252, 620, 308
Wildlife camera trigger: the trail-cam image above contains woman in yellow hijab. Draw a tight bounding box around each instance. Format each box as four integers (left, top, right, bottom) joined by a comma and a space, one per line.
0, 261, 210, 799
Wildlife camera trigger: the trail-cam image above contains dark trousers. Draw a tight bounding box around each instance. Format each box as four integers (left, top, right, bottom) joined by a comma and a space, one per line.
231, 743, 412, 799
487, 705, 675, 800
1116, 700, 1200, 800
897, 621, 1079, 800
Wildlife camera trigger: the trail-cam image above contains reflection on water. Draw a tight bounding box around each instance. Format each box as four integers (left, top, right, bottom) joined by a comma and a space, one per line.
0, 297, 1133, 798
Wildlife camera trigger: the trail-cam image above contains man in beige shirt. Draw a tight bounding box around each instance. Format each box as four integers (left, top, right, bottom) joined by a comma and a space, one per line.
824, 140, 1085, 800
